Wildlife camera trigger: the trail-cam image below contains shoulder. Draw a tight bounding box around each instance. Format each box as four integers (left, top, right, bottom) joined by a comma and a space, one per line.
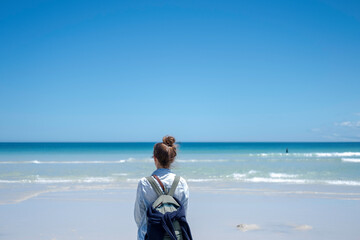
137, 177, 151, 189
139, 176, 151, 184
179, 176, 187, 184
177, 176, 189, 189
173, 176, 189, 201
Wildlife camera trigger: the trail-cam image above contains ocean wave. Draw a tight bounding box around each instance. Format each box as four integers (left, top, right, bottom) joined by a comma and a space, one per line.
176, 159, 229, 163
2, 175, 360, 187
269, 173, 298, 178
178, 176, 309, 184
0, 176, 116, 184
225, 173, 360, 186
244, 177, 308, 184
230, 173, 247, 179
0, 159, 129, 164
315, 152, 360, 157
242, 177, 360, 186
252, 152, 360, 157
219, 172, 306, 183
252, 153, 305, 157
0, 180, 27, 183
324, 180, 360, 186
341, 158, 360, 163
187, 178, 222, 182
226, 170, 257, 180
126, 178, 141, 182
3, 152, 359, 165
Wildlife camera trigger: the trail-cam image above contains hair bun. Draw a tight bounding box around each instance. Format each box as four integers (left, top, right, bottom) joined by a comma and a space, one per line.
162, 135, 176, 147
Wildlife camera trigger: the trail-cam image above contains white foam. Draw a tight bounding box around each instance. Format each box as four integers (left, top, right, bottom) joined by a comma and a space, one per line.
248, 170, 257, 174
231, 173, 246, 179
176, 159, 228, 163
78, 177, 115, 183
315, 152, 360, 157
270, 173, 298, 178
324, 180, 360, 186
187, 178, 221, 182
0, 159, 128, 164
245, 177, 307, 184
255, 153, 288, 157
0, 176, 116, 184
4, 152, 359, 166
242, 177, 360, 186
252, 152, 360, 158
227, 171, 256, 180
35, 177, 116, 184
2, 176, 360, 186
126, 178, 142, 182
302, 153, 314, 157
342, 158, 360, 163
0, 180, 31, 183
34, 178, 74, 183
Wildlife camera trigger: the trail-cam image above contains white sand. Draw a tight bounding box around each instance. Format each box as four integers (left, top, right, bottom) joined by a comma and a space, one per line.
0, 182, 359, 240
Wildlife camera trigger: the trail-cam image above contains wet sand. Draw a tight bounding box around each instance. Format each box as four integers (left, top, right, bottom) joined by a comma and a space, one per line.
0, 182, 359, 240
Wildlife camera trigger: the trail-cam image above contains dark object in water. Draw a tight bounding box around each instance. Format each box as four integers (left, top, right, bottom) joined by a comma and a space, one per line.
286, 148, 288, 153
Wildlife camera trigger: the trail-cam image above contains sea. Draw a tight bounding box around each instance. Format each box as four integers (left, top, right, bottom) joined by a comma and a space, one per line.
1, 142, 360, 187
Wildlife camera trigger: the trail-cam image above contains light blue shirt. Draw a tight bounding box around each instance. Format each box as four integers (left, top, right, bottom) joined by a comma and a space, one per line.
134, 168, 189, 240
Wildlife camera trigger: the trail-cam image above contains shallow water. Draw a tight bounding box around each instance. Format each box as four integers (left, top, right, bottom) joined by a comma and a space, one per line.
1, 142, 360, 186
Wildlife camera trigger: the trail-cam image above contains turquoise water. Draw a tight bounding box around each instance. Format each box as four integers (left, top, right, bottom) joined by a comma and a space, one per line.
0, 142, 360, 186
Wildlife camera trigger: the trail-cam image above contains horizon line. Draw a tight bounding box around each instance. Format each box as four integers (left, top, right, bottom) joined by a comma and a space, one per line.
1, 141, 359, 143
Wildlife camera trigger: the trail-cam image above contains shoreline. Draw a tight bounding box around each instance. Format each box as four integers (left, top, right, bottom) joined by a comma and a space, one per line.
1, 182, 359, 239
2, 181, 360, 205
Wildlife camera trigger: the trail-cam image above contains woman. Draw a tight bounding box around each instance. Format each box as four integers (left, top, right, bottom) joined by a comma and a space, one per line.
134, 136, 190, 240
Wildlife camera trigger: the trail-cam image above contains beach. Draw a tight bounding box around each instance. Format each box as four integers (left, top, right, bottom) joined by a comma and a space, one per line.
1, 181, 360, 240
1, 142, 360, 239
2, 0, 360, 238
2, 0, 360, 237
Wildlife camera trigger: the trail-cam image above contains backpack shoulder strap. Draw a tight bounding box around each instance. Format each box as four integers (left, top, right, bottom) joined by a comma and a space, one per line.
153, 175, 168, 195
146, 176, 163, 197
168, 175, 181, 197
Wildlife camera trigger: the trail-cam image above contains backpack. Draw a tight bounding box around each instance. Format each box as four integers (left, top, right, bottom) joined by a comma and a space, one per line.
146, 175, 183, 240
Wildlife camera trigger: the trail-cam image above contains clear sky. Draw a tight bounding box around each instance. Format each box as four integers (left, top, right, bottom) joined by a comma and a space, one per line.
0, 0, 359, 142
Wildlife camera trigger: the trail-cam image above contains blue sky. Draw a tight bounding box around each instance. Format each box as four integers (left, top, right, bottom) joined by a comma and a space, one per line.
0, 0, 359, 142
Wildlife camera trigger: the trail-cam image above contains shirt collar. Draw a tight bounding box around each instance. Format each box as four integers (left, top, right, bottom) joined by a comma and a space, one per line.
152, 168, 172, 176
